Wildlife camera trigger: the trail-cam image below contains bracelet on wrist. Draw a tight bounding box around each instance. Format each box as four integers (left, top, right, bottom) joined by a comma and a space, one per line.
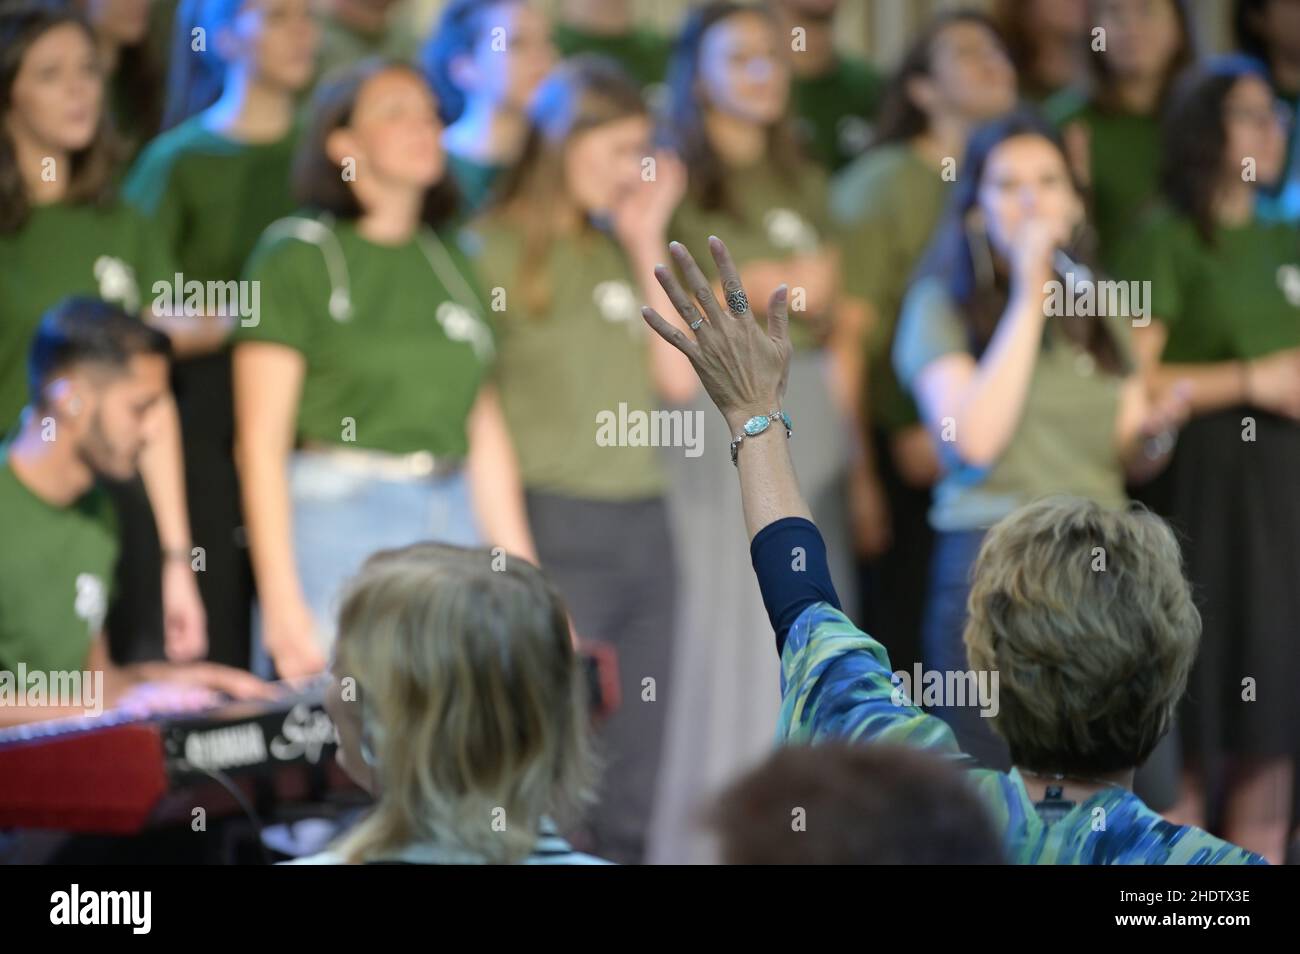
730, 409, 793, 466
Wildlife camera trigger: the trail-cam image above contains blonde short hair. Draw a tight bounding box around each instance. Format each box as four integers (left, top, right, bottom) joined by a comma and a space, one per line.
964, 496, 1200, 775
331, 543, 595, 863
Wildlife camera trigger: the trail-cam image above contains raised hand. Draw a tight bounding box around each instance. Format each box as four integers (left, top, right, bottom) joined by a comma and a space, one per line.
641, 236, 792, 431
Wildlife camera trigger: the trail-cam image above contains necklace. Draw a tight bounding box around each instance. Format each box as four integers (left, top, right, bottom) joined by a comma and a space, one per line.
1020, 767, 1125, 792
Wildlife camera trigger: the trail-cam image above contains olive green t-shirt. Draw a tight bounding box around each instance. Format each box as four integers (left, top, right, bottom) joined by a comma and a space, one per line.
669, 159, 834, 352
123, 116, 299, 284
552, 23, 672, 91
467, 221, 665, 501
791, 54, 885, 172
893, 277, 1133, 532
0, 451, 118, 676
234, 215, 494, 456
314, 8, 422, 84
1113, 208, 1300, 362
0, 202, 177, 427
1045, 91, 1162, 271
832, 142, 951, 431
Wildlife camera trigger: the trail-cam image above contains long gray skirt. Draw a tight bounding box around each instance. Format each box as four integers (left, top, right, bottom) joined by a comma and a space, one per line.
648, 349, 854, 863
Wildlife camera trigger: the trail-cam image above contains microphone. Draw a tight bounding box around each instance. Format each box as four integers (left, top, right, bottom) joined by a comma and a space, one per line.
1052, 248, 1093, 286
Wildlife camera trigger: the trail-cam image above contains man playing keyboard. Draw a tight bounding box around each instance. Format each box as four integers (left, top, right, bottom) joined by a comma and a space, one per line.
0, 297, 270, 727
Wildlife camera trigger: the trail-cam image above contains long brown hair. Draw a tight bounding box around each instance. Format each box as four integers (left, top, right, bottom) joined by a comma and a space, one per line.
915, 111, 1127, 374
662, 1, 804, 217
872, 9, 1005, 149
1087, 0, 1197, 114
0, 4, 119, 234
485, 55, 647, 316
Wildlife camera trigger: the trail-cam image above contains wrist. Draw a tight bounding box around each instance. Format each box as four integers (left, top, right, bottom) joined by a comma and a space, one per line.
724, 401, 783, 433
161, 546, 193, 566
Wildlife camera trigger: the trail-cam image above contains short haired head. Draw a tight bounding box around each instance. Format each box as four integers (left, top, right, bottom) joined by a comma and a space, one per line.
711, 743, 1004, 864
26, 296, 172, 480
327, 542, 596, 864
964, 496, 1200, 777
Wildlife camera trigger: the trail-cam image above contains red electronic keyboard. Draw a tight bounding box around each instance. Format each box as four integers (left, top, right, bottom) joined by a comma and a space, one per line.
0, 678, 351, 834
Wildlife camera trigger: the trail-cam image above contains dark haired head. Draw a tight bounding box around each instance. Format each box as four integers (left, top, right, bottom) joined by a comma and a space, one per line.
1233, 0, 1271, 63
872, 9, 1008, 148
161, 0, 245, 130
421, 0, 522, 125
662, 1, 803, 215
28, 295, 171, 408
1160, 56, 1274, 244
0, 3, 118, 234
1086, 0, 1196, 112
710, 743, 1005, 864
916, 108, 1125, 374
291, 58, 460, 227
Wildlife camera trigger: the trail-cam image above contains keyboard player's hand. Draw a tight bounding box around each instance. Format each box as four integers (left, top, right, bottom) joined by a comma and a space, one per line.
110, 682, 223, 718
163, 662, 280, 702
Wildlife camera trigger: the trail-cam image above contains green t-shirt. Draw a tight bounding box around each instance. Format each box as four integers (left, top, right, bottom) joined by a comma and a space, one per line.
668, 158, 834, 352
893, 276, 1133, 532
0, 201, 177, 427
1045, 91, 1162, 271
448, 153, 507, 219
552, 23, 672, 91
234, 215, 494, 456
314, 8, 421, 83
123, 116, 299, 284
0, 451, 118, 675
790, 54, 885, 172
467, 221, 665, 500
1114, 207, 1300, 362
832, 142, 951, 431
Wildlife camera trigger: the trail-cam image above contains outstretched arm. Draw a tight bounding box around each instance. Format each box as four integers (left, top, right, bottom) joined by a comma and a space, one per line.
640, 237, 965, 760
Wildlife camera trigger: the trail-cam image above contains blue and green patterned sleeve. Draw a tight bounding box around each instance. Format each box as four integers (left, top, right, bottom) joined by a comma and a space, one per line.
775, 602, 969, 761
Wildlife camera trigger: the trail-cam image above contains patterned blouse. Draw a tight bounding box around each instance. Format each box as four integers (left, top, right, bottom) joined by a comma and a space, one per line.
774, 601, 1265, 865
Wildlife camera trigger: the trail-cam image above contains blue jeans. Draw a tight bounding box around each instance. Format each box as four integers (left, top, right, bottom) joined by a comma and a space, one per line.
920, 529, 1011, 771
252, 450, 481, 674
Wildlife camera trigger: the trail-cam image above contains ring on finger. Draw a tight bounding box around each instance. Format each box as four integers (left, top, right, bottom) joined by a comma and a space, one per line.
690, 316, 707, 331
725, 288, 750, 315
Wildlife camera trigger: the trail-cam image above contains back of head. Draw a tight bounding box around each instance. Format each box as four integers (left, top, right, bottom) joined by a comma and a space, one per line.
964, 496, 1200, 776
711, 743, 1004, 864
331, 542, 595, 864
28, 295, 172, 410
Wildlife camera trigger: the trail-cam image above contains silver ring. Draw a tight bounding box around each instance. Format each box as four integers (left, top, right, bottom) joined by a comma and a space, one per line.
689, 317, 706, 331
726, 289, 749, 315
